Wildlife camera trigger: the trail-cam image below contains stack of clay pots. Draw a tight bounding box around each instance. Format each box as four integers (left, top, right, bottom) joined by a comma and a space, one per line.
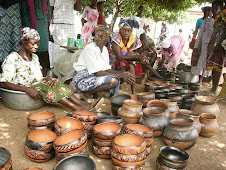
54, 130, 88, 161
69, 111, 97, 138
54, 117, 84, 136
111, 134, 147, 169
24, 129, 56, 162
123, 124, 153, 156
27, 111, 55, 131
93, 122, 122, 159
0, 147, 12, 170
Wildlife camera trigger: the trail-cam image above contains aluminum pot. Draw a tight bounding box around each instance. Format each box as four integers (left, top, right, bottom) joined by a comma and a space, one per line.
0, 87, 44, 110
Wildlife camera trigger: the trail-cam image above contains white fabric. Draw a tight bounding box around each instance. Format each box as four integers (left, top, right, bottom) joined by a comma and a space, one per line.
73, 42, 111, 74
0, 52, 43, 87
162, 38, 171, 48
132, 16, 146, 38
50, 0, 76, 24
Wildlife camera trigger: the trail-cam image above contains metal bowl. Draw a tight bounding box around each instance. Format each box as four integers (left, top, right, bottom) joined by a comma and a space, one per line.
54, 155, 96, 170
0, 87, 44, 110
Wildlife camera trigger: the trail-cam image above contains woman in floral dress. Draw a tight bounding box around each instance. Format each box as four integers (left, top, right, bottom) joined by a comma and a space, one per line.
0, 27, 91, 111
81, 0, 99, 46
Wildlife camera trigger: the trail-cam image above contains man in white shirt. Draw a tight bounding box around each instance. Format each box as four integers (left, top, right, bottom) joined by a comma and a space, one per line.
72, 26, 135, 100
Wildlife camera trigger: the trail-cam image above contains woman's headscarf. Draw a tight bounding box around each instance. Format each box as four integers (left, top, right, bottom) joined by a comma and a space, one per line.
95, 25, 111, 37
21, 27, 40, 41
119, 19, 139, 29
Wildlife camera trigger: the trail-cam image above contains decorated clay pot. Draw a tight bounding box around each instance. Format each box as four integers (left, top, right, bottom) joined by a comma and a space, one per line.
57, 141, 87, 156
156, 146, 189, 169
27, 111, 55, 127
112, 134, 146, 155
93, 145, 111, 159
200, 113, 219, 137
54, 117, 83, 135
137, 92, 155, 102
0, 147, 12, 170
118, 100, 143, 124
112, 164, 143, 170
146, 145, 152, 156
26, 129, 57, 152
93, 122, 122, 140
72, 111, 97, 122
167, 102, 179, 119
111, 149, 146, 162
54, 130, 87, 153
124, 124, 153, 138
163, 118, 199, 150
93, 137, 112, 147
177, 109, 201, 133
191, 96, 220, 117
112, 157, 144, 167
140, 106, 169, 137
28, 123, 54, 131
97, 116, 123, 127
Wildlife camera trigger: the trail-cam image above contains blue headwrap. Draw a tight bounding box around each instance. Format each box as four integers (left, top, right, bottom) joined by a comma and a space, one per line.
119, 19, 139, 29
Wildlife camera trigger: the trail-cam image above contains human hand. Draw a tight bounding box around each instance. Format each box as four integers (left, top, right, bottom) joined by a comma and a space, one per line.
121, 72, 135, 84
25, 87, 42, 100
43, 77, 57, 87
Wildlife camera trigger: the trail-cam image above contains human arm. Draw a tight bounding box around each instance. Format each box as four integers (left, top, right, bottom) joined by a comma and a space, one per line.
192, 26, 199, 39
81, 6, 88, 26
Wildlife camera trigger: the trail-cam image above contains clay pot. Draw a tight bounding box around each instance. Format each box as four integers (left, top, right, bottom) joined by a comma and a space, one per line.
111, 94, 131, 116
124, 124, 153, 138
145, 82, 160, 91
93, 122, 122, 140
97, 116, 123, 125
137, 92, 155, 102
177, 109, 201, 133
154, 80, 167, 85
112, 165, 143, 170
163, 118, 199, 150
28, 123, 54, 131
27, 111, 55, 127
24, 145, 54, 162
175, 88, 190, 94
168, 93, 183, 102
96, 111, 111, 119
200, 113, 219, 137
57, 141, 87, 156
112, 157, 144, 167
82, 122, 95, 131
118, 100, 143, 124
0, 147, 12, 170
93, 145, 111, 159
72, 111, 97, 122
188, 83, 200, 91
146, 146, 152, 156
156, 146, 189, 169
112, 134, 146, 155
93, 137, 112, 147
167, 102, 179, 119
26, 129, 57, 151
191, 96, 220, 117
56, 146, 89, 162
140, 106, 169, 137
155, 91, 168, 99
54, 130, 87, 153
111, 149, 146, 162
55, 117, 83, 135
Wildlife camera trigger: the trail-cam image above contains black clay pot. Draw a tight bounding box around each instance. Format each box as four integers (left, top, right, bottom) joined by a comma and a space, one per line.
182, 96, 195, 104
96, 112, 111, 119
168, 93, 183, 102
175, 88, 190, 94
0, 147, 12, 170
155, 91, 168, 99
110, 94, 131, 116
97, 116, 123, 127
188, 83, 200, 91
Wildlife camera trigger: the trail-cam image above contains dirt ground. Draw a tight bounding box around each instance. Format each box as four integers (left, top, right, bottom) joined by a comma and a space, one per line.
0, 83, 226, 170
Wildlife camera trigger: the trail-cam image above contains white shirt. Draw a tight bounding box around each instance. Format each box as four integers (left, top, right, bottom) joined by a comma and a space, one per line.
50, 0, 76, 24
73, 42, 111, 74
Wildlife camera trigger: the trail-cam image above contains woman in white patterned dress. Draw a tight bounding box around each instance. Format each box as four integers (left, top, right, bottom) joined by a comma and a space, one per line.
48, 0, 81, 68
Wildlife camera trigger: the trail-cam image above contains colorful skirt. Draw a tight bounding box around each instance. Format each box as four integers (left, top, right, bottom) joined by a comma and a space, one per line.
32, 79, 73, 104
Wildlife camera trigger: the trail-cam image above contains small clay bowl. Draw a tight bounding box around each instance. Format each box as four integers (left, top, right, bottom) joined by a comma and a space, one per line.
97, 116, 123, 124
26, 129, 57, 151
54, 130, 87, 153
188, 83, 200, 91
55, 117, 84, 135
93, 138, 112, 147
175, 88, 190, 94
111, 157, 144, 167
158, 146, 189, 169
72, 111, 97, 122
53, 155, 96, 170
24, 145, 54, 162
93, 122, 122, 140
57, 141, 87, 156
28, 123, 54, 131
93, 145, 111, 156
137, 92, 155, 102
112, 134, 146, 155
195, 96, 217, 105
27, 111, 55, 127
0, 147, 12, 170
111, 149, 146, 162
124, 124, 153, 138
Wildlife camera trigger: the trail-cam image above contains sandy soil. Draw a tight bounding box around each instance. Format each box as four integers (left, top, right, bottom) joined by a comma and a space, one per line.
0, 83, 226, 170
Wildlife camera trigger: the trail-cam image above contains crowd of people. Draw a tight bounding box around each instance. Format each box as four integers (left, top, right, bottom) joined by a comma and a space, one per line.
0, 0, 225, 112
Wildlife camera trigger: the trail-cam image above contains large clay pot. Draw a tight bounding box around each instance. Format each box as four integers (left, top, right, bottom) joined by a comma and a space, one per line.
177, 109, 201, 133
163, 118, 199, 150
199, 113, 219, 137
118, 100, 143, 124
140, 106, 169, 137
191, 96, 220, 117
167, 102, 179, 119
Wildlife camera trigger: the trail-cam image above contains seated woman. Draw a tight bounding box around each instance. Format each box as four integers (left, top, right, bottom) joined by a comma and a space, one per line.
72, 25, 135, 100
111, 19, 160, 93
0, 27, 91, 111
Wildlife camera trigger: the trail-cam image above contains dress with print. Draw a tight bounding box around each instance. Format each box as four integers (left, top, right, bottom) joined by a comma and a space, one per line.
0, 52, 73, 104
81, 6, 99, 46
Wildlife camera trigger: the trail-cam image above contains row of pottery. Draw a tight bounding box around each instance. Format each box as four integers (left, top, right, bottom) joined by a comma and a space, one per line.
111, 134, 147, 170
27, 111, 55, 131
93, 122, 122, 159
24, 129, 56, 162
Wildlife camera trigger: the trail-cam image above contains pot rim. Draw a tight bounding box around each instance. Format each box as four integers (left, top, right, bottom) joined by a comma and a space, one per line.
124, 124, 153, 135
179, 109, 200, 118
200, 113, 216, 120
93, 122, 122, 135
27, 111, 55, 124
55, 117, 84, 130
195, 96, 217, 105
169, 118, 193, 126
143, 107, 166, 116
97, 116, 123, 124
159, 146, 189, 163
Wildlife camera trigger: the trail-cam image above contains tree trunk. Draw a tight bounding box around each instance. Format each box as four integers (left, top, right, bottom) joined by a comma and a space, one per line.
109, 0, 121, 32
